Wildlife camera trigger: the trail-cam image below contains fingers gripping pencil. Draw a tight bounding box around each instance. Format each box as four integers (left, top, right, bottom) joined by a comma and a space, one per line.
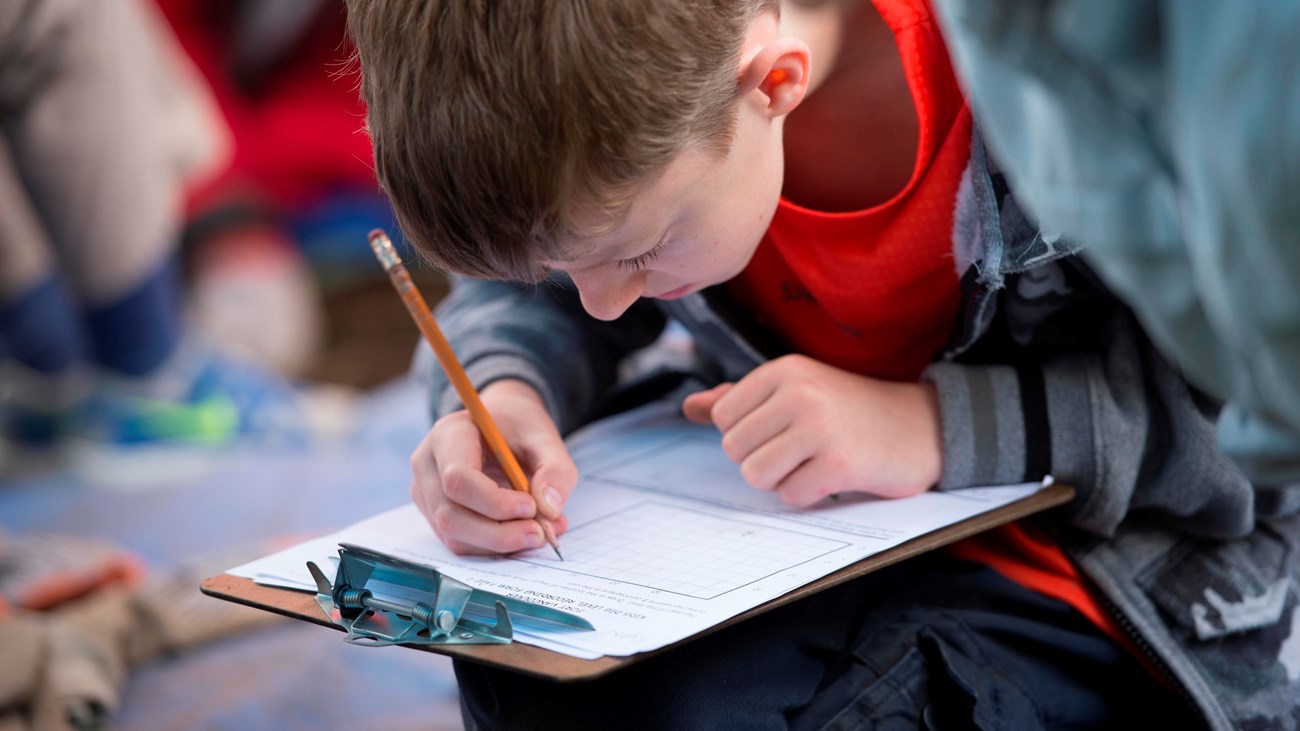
368, 229, 563, 560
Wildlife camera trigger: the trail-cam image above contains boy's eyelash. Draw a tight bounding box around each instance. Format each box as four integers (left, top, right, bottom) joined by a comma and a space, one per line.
616, 239, 668, 272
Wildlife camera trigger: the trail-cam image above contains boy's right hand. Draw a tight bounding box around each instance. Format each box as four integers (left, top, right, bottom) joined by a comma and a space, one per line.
410, 379, 577, 555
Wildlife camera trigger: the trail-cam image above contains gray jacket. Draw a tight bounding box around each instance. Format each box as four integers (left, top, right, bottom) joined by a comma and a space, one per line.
420, 131, 1300, 730
931, 0, 1300, 489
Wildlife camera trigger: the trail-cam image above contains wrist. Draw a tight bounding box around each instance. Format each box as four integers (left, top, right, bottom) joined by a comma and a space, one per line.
482, 378, 547, 408
913, 381, 943, 487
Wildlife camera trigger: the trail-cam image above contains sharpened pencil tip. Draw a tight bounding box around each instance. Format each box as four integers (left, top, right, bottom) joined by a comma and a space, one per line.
537, 517, 562, 560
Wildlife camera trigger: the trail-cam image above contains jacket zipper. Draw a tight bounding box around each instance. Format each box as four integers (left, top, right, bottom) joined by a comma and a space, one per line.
1096, 589, 1211, 730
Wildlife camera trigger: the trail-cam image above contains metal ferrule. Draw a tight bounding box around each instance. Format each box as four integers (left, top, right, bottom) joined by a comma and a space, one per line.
368, 231, 401, 271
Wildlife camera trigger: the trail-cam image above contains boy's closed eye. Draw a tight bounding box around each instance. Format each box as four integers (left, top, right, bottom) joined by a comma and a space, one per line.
616, 238, 669, 272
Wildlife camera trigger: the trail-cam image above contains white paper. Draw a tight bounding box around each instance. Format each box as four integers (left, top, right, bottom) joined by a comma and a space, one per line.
229, 402, 1049, 659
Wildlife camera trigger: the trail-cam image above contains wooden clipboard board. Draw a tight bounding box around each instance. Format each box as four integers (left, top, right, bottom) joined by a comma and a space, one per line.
202, 482, 1074, 682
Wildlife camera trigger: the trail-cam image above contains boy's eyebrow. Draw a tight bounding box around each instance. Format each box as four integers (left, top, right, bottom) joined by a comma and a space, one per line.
539, 252, 601, 275
546, 259, 599, 275
546, 255, 625, 276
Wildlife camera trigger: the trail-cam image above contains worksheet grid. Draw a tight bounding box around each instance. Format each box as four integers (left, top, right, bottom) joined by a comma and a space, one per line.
548, 502, 847, 600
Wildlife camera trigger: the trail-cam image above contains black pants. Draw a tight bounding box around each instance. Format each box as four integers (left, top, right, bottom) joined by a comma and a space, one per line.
455, 553, 1201, 730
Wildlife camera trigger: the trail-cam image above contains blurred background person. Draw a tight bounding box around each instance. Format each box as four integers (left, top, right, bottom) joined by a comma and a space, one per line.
0, 3, 464, 728
0, 0, 320, 486
156, 0, 408, 382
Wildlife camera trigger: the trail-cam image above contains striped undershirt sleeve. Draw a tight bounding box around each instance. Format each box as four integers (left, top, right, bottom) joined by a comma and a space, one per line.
922, 361, 1052, 489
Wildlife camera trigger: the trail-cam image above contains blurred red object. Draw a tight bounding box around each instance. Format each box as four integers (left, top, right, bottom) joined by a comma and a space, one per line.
155, 0, 376, 213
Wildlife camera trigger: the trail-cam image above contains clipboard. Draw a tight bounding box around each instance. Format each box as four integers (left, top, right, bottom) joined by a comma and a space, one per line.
202, 481, 1073, 682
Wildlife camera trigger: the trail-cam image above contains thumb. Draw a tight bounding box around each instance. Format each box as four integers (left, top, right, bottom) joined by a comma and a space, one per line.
521, 435, 579, 522
682, 383, 734, 425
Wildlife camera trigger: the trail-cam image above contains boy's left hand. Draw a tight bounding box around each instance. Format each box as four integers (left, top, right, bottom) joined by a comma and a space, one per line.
681, 355, 942, 507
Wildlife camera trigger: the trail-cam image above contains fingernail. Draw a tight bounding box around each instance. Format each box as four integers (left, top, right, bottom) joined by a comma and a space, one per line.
523, 532, 543, 549
517, 499, 536, 520
542, 486, 563, 516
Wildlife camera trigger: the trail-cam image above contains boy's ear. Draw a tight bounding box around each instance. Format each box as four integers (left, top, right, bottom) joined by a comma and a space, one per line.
738, 37, 811, 118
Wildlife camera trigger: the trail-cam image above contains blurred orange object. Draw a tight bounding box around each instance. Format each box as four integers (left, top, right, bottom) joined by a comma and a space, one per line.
1, 532, 147, 612
18, 555, 146, 612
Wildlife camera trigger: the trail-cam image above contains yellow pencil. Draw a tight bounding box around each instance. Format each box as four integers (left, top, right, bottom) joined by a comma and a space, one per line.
368, 229, 563, 560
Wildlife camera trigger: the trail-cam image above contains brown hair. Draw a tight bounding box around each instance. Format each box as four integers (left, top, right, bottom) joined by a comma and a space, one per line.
346, 0, 778, 281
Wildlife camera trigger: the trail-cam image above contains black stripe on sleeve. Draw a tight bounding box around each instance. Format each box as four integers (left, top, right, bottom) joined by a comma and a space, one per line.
1016, 366, 1052, 481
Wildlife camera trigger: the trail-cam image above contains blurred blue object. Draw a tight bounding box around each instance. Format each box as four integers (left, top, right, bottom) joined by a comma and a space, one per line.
289, 188, 420, 289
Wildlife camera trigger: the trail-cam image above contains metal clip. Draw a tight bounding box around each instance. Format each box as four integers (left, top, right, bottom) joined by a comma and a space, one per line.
308, 544, 592, 648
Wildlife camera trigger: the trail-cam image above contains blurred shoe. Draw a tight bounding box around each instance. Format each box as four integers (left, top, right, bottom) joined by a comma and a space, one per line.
65, 339, 352, 490
0, 360, 86, 481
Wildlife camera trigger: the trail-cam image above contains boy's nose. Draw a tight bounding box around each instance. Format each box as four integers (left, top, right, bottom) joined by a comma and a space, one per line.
572, 270, 645, 321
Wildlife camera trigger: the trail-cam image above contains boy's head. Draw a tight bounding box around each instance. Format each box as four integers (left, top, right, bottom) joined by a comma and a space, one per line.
348, 0, 810, 319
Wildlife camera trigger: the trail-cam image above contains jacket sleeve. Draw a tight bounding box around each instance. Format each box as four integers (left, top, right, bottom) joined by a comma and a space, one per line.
932, 0, 1300, 488
923, 259, 1272, 541
416, 274, 667, 435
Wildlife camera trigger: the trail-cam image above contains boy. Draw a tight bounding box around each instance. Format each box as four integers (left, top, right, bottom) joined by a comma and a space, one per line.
345, 1, 1298, 728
